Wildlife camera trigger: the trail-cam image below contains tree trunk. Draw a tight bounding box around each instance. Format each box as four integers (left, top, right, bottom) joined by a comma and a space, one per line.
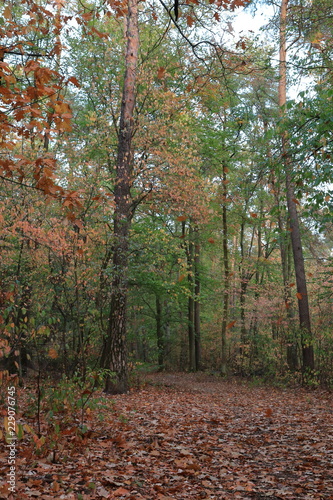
156, 295, 164, 370
221, 165, 229, 375
194, 226, 201, 371
279, 0, 314, 373
187, 223, 196, 371
102, 0, 139, 393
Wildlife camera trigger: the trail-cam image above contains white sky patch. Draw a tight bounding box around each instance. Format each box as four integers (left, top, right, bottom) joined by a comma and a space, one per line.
231, 5, 274, 37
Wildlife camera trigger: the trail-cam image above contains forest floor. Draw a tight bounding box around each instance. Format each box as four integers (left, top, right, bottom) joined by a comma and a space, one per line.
1, 372, 333, 499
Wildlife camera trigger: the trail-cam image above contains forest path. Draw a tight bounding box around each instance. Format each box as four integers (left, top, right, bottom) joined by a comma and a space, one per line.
1, 373, 333, 499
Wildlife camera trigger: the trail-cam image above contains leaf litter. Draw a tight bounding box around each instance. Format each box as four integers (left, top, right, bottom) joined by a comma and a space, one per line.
1, 372, 333, 499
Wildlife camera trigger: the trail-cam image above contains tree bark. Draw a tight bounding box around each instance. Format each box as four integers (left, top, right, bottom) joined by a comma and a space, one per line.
187, 223, 196, 371
156, 295, 164, 370
279, 0, 314, 373
194, 226, 201, 371
221, 165, 229, 375
102, 0, 139, 393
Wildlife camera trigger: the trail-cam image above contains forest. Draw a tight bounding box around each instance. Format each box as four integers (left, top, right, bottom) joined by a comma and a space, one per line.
1, 0, 333, 390
1, 0, 333, 498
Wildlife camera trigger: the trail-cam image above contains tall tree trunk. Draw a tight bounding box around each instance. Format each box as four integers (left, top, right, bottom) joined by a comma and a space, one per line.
267, 119, 298, 369
279, 0, 314, 373
250, 200, 263, 342
221, 165, 229, 375
194, 226, 201, 371
156, 295, 164, 370
102, 0, 139, 393
187, 223, 196, 371
239, 220, 249, 344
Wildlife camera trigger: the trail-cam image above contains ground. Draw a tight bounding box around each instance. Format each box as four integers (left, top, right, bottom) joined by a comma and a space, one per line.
1, 372, 333, 499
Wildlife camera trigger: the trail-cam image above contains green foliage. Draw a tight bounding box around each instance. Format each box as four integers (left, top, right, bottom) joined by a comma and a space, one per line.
1, 0, 333, 390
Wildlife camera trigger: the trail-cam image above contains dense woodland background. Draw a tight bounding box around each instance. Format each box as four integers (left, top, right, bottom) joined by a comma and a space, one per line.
1, 0, 333, 392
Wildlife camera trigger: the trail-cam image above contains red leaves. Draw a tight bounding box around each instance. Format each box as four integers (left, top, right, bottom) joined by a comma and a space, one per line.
113, 487, 131, 496
0, 0, 80, 203
265, 407, 273, 418
157, 67, 166, 79
67, 76, 80, 87
62, 191, 83, 210
90, 26, 109, 39
186, 15, 194, 27
6, 374, 333, 499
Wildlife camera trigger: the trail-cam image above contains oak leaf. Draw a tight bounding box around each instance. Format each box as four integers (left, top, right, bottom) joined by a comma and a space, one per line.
186, 15, 194, 27
48, 348, 58, 359
157, 67, 166, 79
113, 487, 130, 496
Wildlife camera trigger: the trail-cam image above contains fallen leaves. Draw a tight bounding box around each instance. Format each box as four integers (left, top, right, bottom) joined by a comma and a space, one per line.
0, 373, 333, 499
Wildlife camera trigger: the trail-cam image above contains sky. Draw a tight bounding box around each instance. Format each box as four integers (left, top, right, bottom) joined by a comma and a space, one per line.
232, 4, 275, 36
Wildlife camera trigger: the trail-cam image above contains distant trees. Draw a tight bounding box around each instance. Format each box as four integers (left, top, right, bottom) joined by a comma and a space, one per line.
1, 0, 333, 388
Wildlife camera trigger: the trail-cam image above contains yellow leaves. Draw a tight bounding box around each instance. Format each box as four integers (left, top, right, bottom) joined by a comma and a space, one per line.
53, 101, 73, 132
310, 32, 323, 49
